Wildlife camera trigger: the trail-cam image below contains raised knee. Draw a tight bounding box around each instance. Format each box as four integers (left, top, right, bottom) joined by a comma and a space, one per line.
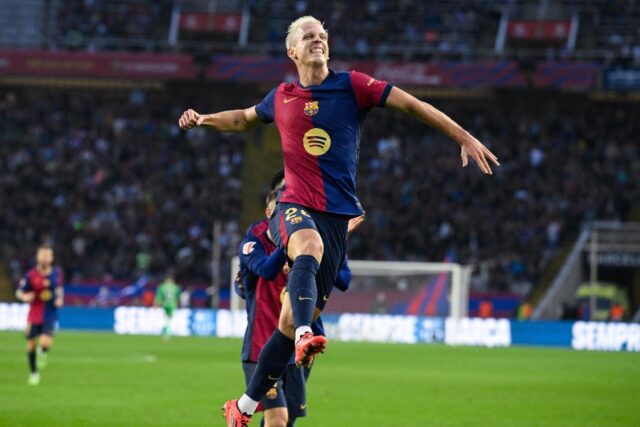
265, 411, 288, 427
268, 418, 288, 427
298, 239, 323, 260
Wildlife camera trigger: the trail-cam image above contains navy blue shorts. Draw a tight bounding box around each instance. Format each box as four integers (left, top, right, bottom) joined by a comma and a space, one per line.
25, 321, 55, 339
269, 202, 349, 311
242, 362, 308, 418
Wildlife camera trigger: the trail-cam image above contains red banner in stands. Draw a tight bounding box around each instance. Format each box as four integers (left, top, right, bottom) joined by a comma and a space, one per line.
507, 20, 571, 40
206, 56, 527, 87
180, 13, 242, 33
0, 50, 196, 79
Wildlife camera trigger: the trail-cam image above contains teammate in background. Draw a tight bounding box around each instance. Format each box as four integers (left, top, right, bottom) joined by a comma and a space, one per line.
15, 243, 64, 386
237, 188, 356, 427
237, 189, 292, 427
155, 274, 181, 339
179, 15, 498, 426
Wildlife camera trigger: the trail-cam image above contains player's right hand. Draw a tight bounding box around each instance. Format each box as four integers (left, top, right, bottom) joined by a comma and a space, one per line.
459, 133, 499, 175
19, 291, 35, 303
178, 108, 201, 130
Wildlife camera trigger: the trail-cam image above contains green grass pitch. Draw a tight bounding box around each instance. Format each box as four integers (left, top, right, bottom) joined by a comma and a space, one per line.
1, 331, 639, 426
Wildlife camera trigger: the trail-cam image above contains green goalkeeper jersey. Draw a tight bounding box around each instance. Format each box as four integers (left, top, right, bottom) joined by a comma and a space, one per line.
155, 280, 181, 309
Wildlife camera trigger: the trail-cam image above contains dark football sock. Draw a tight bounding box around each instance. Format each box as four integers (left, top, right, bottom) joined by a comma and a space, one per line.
288, 255, 319, 329
28, 350, 37, 373
245, 329, 294, 402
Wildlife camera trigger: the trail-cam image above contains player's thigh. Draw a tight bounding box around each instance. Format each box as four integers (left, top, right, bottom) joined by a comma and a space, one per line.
263, 407, 288, 427
269, 203, 321, 259
25, 323, 42, 340
287, 229, 323, 261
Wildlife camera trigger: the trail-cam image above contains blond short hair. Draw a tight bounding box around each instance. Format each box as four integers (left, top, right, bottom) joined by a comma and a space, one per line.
285, 16, 327, 49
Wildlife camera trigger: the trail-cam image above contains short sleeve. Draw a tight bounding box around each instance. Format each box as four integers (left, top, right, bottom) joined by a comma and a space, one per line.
350, 70, 393, 109
255, 86, 278, 124
18, 275, 32, 292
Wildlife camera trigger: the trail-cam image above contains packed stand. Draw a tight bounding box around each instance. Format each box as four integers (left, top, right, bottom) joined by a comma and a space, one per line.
47, 0, 503, 59
46, 0, 640, 63
250, 0, 501, 60
51, 0, 173, 51
350, 93, 640, 296
0, 84, 247, 287
573, 0, 640, 65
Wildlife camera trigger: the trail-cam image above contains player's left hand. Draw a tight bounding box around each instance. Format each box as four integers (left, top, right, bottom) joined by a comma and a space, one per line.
347, 214, 365, 235
54, 298, 63, 308
459, 133, 499, 175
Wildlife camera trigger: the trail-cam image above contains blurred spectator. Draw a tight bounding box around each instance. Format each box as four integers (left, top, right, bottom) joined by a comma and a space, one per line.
478, 300, 494, 318
351, 95, 640, 295
53, 0, 172, 51
0, 84, 245, 285
142, 288, 155, 307
180, 286, 193, 308
91, 285, 112, 307
517, 302, 533, 320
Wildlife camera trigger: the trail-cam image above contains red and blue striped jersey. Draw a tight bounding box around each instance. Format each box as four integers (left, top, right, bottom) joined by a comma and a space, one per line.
238, 219, 288, 362
236, 219, 352, 362
256, 70, 392, 216
18, 267, 63, 325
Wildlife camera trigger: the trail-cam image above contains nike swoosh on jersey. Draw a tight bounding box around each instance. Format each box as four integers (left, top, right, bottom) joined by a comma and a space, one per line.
284, 97, 299, 104
268, 375, 280, 381
298, 296, 313, 301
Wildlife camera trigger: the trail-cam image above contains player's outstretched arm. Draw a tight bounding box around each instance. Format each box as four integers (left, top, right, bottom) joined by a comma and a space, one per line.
178, 106, 261, 132
385, 86, 499, 175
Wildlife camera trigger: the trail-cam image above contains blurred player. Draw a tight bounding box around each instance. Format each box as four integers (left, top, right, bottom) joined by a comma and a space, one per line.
236, 189, 292, 427
155, 274, 181, 339
179, 15, 498, 425
15, 243, 64, 385
237, 187, 355, 427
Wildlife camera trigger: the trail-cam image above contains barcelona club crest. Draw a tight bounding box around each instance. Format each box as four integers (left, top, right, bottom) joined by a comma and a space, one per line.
304, 101, 319, 116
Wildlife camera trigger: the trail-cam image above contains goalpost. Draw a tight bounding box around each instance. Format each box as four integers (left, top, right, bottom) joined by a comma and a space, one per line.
229, 257, 471, 319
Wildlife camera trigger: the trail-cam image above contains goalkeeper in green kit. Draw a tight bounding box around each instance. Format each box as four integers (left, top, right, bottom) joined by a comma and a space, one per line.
154, 274, 181, 339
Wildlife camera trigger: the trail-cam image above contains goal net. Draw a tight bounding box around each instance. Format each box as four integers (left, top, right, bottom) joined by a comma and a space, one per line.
230, 258, 471, 319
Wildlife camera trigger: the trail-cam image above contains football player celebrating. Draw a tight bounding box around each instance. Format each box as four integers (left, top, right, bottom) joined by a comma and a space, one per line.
15, 243, 64, 385
179, 15, 497, 426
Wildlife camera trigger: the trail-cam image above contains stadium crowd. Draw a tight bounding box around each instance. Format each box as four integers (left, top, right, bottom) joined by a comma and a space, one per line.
352, 93, 640, 295
1, 85, 638, 299
249, 0, 499, 60
53, 0, 173, 51
47, 0, 640, 62
0, 86, 246, 285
